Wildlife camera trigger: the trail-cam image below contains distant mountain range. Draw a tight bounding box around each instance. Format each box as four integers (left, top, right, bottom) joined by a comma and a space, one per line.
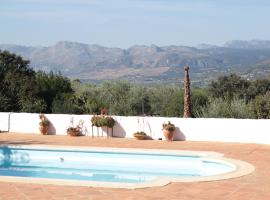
1, 40, 270, 86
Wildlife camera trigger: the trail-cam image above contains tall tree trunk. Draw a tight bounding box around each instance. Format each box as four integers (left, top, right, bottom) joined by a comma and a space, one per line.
183, 66, 192, 118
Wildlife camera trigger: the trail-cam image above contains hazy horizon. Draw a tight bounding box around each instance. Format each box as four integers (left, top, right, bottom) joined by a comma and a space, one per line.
1, 0, 270, 48
2, 39, 270, 49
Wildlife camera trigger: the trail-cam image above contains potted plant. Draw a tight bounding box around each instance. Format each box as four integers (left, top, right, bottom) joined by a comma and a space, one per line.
91, 115, 116, 137
67, 118, 84, 136
162, 121, 176, 141
39, 114, 50, 135
67, 127, 81, 136
91, 115, 116, 128
103, 116, 115, 128
133, 131, 147, 140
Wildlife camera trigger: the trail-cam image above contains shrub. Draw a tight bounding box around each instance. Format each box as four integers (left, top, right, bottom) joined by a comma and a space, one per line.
195, 98, 254, 118
254, 92, 270, 119
208, 74, 250, 100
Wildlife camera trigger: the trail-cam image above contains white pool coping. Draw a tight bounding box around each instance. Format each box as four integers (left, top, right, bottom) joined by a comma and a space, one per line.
0, 145, 255, 189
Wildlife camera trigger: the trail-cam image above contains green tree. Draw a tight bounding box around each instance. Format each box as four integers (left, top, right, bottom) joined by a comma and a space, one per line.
148, 85, 183, 117
254, 91, 270, 119
191, 88, 209, 116
51, 94, 84, 114
71, 82, 106, 114
246, 79, 270, 101
36, 71, 73, 113
128, 86, 151, 116
0, 50, 39, 112
99, 81, 132, 115
20, 98, 47, 113
209, 74, 250, 100
79, 91, 106, 114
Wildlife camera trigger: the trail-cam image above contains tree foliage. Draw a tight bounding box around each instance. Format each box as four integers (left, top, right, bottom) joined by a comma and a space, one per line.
51, 94, 84, 114
246, 79, 270, 101
0, 50, 74, 113
36, 71, 73, 113
1, 50, 269, 119
209, 74, 250, 100
195, 98, 254, 119
254, 92, 270, 119
71, 81, 184, 117
148, 85, 183, 117
0, 50, 38, 111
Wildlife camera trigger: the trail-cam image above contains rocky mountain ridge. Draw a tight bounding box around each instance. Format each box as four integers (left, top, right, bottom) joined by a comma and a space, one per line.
1, 40, 270, 86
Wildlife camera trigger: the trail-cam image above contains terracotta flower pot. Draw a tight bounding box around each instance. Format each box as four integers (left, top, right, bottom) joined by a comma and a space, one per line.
163, 129, 175, 141
39, 126, 49, 135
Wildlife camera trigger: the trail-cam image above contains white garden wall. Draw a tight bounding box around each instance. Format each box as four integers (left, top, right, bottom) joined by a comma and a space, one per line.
0, 112, 11, 132
1, 112, 270, 144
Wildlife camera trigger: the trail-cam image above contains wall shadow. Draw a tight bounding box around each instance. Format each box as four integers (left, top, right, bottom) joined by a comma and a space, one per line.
100, 127, 114, 137
173, 127, 186, 141
109, 121, 126, 138
48, 123, 56, 135
144, 135, 154, 140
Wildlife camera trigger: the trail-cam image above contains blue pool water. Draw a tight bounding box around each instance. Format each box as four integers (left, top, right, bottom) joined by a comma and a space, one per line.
0, 146, 235, 183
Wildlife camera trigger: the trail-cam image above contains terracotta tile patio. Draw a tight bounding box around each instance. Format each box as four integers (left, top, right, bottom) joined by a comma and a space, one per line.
0, 133, 269, 200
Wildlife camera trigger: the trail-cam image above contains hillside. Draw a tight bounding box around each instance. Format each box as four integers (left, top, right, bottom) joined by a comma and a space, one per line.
1, 40, 270, 86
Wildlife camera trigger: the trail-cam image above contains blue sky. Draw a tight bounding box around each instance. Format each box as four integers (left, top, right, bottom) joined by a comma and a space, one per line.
1, 0, 270, 48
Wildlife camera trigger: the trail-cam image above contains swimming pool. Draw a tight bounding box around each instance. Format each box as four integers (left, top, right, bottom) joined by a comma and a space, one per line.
0, 145, 254, 188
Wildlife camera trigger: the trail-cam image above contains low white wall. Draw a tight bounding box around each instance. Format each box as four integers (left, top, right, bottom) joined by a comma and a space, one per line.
0, 112, 11, 132
1, 112, 270, 144
178, 118, 270, 144
8, 113, 93, 136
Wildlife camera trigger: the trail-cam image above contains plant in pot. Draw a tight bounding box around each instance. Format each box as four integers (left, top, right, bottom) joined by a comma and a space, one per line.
103, 116, 115, 128
91, 115, 116, 128
39, 114, 50, 135
67, 118, 84, 137
91, 114, 116, 137
162, 121, 176, 141
133, 131, 147, 140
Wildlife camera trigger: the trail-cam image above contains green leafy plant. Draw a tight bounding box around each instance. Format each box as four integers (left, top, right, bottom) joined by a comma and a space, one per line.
39, 114, 50, 127
91, 115, 116, 128
195, 97, 254, 118
67, 118, 84, 136
254, 91, 270, 119
104, 116, 116, 128
162, 121, 176, 132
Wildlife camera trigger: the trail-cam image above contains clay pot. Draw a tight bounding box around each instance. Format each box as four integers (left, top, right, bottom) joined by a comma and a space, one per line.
163, 129, 175, 141
39, 126, 49, 135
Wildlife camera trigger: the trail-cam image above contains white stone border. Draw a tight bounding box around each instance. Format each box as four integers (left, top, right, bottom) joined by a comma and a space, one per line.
0, 145, 255, 189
